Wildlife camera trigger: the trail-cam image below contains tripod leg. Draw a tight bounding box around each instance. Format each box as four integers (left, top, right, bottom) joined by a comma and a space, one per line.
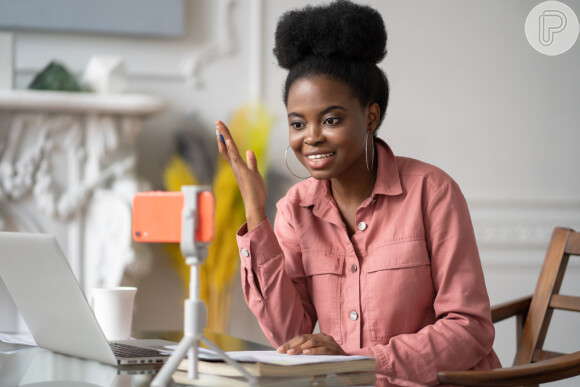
151, 335, 196, 387
188, 339, 198, 379
201, 336, 258, 385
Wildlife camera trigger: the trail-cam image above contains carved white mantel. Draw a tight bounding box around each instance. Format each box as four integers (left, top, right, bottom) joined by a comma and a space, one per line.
0, 90, 164, 330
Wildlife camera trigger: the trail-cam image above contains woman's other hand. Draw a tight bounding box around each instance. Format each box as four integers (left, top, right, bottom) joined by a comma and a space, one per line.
216, 120, 267, 231
276, 333, 347, 356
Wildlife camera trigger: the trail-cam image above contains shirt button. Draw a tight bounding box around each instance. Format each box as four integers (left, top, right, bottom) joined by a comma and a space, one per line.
350, 311, 358, 321
351, 264, 358, 273
358, 222, 367, 231
241, 248, 249, 257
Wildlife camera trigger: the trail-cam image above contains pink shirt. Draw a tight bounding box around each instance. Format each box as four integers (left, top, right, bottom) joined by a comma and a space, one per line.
236, 139, 501, 386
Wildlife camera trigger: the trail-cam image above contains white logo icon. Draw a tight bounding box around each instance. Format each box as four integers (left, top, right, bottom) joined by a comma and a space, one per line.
540, 10, 567, 46
525, 1, 579, 56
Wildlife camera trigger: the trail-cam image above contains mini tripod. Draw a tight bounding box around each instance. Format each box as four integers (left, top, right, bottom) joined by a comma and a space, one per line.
142, 186, 257, 386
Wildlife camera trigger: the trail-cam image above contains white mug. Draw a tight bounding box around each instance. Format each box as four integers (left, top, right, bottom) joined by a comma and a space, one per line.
90, 287, 137, 341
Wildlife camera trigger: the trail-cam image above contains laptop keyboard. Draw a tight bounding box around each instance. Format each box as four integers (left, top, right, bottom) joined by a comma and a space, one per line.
109, 342, 166, 358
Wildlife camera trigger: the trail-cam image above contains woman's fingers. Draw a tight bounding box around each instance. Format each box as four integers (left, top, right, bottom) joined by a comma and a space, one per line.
289, 337, 320, 355
215, 121, 261, 175
214, 119, 267, 231
277, 333, 346, 356
215, 121, 230, 162
215, 120, 243, 164
215, 120, 231, 138
216, 130, 230, 163
277, 334, 309, 354
246, 150, 258, 172
277, 334, 319, 354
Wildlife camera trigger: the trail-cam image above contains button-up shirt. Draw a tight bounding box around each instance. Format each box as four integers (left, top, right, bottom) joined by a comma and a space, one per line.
236, 139, 501, 386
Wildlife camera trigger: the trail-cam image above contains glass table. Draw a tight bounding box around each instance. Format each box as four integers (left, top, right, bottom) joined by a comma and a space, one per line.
0, 330, 272, 386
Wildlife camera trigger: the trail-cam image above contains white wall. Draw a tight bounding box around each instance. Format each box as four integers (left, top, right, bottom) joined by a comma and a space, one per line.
6, 0, 580, 382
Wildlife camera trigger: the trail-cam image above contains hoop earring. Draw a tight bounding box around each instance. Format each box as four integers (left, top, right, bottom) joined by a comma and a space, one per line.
285, 145, 310, 179
365, 132, 375, 172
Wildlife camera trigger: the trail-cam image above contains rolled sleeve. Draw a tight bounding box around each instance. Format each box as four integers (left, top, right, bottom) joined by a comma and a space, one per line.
236, 215, 316, 347
236, 219, 283, 270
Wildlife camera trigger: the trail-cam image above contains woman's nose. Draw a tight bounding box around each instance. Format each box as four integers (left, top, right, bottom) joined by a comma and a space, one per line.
304, 123, 324, 145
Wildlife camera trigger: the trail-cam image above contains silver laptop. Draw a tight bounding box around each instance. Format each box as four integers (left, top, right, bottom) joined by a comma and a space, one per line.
0, 231, 175, 366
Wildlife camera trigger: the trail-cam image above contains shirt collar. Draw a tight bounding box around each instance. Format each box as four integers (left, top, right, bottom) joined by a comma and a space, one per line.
299, 137, 403, 208
373, 137, 404, 196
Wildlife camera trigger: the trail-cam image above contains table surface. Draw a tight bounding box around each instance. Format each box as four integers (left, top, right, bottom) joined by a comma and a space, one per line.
0, 330, 272, 386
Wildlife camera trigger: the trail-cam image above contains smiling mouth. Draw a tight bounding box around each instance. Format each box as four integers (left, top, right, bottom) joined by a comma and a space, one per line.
307, 152, 335, 160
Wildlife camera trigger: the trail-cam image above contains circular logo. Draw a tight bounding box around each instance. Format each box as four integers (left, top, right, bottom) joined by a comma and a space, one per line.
525, 1, 579, 56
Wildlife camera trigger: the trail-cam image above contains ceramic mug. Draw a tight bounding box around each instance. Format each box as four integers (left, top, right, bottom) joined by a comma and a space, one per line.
90, 287, 137, 341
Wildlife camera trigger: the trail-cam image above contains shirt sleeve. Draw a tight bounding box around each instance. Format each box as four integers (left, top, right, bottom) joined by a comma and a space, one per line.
349, 180, 500, 385
236, 204, 317, 348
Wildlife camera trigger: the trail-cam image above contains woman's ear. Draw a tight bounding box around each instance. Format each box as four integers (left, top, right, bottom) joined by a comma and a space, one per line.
367, 103, 380, 134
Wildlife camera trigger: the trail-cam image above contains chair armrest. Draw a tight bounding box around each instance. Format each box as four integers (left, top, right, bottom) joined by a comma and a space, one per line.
491, 295, 532, 323
437, 351, 580, 386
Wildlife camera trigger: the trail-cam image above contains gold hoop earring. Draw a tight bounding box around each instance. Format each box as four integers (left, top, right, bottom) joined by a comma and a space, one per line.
285, 145, 310, 179
365, 132, 375, 172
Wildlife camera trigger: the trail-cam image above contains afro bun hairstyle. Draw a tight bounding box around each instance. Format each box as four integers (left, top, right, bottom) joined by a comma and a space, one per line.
274, 0, 387, 69
274, 0, 390, 131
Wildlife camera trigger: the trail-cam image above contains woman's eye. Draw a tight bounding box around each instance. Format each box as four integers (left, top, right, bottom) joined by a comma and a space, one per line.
291, 122, 305, 130
324, 117, 339, 125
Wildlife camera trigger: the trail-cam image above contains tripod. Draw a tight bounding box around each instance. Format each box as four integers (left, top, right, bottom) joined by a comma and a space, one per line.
151, 186, 257, 386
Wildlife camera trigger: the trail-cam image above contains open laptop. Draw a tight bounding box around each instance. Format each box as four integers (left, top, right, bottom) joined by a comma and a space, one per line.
0, 231, 175, 366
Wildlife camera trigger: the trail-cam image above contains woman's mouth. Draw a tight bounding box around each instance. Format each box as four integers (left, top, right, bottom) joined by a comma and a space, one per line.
305, 152, 336, 169
307, 152, 334, 161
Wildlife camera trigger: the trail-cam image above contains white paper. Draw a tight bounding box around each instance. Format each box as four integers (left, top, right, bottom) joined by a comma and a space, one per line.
220, 350, 371, 366
0, 333, 37, 346
162, 346, 371, 366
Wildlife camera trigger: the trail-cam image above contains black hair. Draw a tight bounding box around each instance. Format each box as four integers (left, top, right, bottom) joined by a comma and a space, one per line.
274, 0, 389, 130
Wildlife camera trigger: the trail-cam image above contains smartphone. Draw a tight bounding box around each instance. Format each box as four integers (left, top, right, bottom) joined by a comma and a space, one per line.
132, 190, 214, 243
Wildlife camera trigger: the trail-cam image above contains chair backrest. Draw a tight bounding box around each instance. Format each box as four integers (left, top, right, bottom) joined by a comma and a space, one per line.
514, 227, 580, 365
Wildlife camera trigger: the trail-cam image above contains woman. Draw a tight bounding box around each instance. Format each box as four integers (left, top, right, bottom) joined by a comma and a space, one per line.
216, 1, 501, 385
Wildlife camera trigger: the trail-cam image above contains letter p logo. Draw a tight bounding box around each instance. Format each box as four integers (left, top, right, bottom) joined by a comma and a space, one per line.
526, 1, 579, 56
540, 10, 567, 46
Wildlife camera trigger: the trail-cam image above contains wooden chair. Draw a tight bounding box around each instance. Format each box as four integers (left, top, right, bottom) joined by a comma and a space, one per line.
437, 227, 580, 386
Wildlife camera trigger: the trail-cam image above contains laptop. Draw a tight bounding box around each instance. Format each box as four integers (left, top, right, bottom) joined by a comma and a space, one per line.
0, 231, 175, 366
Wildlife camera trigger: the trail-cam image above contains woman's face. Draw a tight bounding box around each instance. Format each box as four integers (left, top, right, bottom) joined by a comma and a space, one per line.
286, 76, 378, 181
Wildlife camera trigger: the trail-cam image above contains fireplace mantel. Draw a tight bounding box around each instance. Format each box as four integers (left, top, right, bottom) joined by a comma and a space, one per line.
0, 90, 165, 114
0, 89, 164, 331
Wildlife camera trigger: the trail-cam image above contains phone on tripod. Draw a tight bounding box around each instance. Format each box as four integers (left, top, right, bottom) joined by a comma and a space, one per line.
131, 190, 214, 243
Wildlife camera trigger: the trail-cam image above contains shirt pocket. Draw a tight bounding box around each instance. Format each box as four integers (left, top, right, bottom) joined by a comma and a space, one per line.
303, 251, 344, 344
366, 240, 434, 342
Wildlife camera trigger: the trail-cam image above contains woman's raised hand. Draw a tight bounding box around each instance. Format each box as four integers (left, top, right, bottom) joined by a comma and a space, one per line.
215, 120, 267, 231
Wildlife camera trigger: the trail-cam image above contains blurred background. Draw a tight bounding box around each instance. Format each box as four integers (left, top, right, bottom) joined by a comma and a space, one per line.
0, 0, 579, 381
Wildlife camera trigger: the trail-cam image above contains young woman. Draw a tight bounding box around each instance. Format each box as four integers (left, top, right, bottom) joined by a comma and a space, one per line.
216, 1, 501, 385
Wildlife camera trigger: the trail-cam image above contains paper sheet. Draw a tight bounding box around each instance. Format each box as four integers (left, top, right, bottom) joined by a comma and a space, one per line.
0, 333, 37, 346
163, 346, 371, 365
219, 350, 371, 365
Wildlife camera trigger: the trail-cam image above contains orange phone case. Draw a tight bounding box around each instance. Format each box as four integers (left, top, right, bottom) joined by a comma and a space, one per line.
195, 191, 214, 243
132, 191, 214, 243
